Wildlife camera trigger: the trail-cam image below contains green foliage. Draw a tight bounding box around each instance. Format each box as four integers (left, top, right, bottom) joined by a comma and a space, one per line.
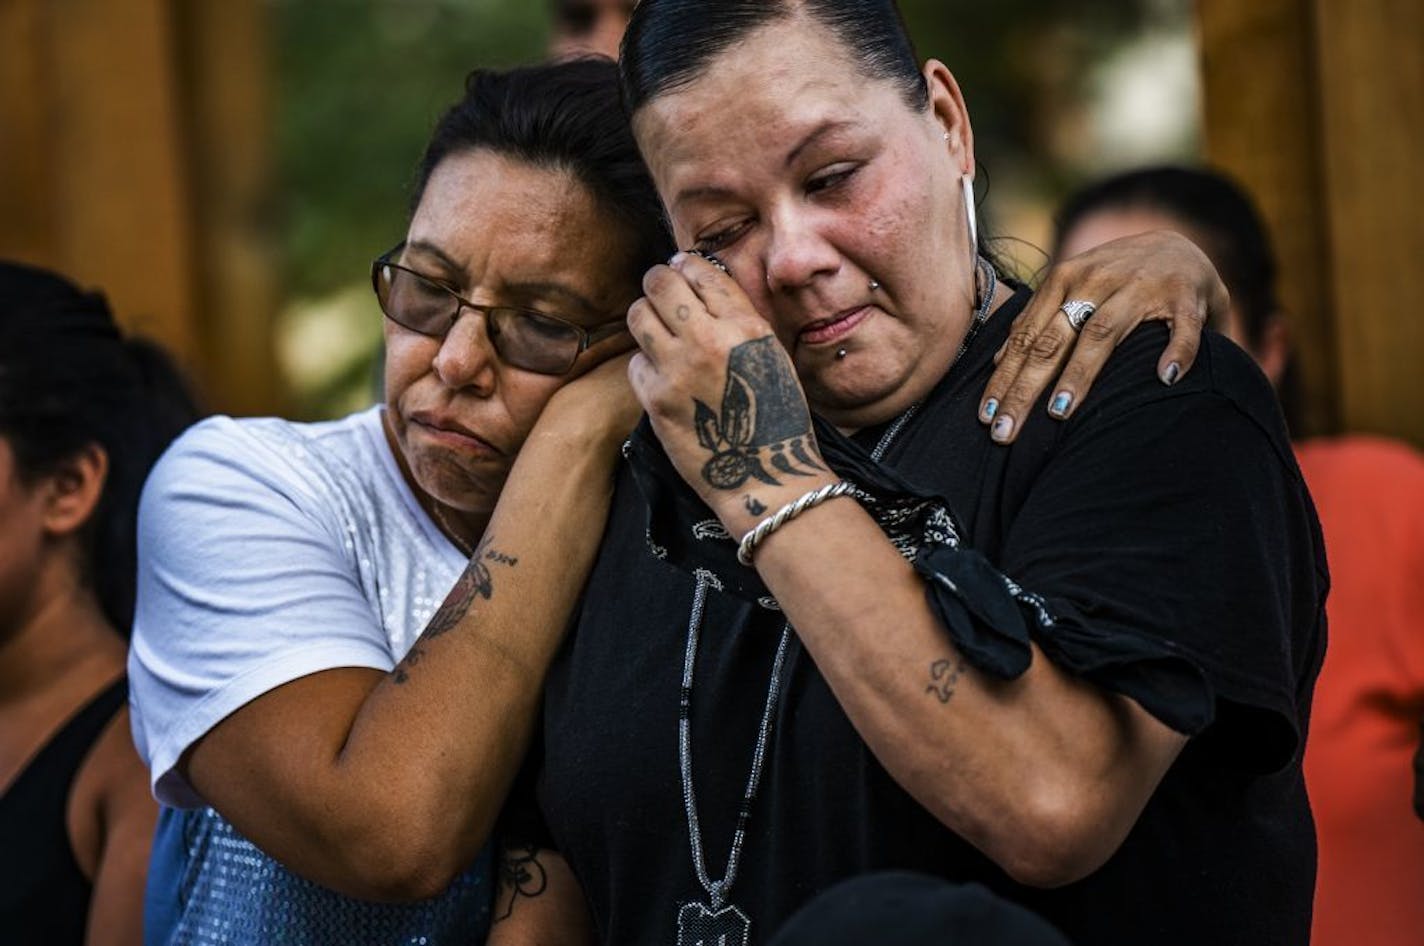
274, 0, 548, 298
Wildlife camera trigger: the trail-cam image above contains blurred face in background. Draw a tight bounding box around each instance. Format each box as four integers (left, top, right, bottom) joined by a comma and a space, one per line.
1056, 205, 1290, 387
0, 437, 46, 634
550, 0, 637, 60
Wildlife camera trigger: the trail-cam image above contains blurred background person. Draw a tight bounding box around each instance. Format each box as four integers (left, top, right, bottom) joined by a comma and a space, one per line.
1054, 164, 1424, 946
548, 0, 637, 59
0, 260, 201, 945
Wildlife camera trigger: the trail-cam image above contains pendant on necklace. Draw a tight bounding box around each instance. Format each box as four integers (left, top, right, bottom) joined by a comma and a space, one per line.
677, 900, 751, 946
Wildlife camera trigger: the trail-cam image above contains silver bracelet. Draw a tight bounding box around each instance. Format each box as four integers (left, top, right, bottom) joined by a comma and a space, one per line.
737, 480, 857, 566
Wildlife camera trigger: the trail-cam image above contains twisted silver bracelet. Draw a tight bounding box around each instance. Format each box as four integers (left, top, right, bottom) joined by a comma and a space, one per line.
737, 480, 857, 566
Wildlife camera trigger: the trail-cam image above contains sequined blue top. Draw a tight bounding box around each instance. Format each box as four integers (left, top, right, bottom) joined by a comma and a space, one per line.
145, 807, 490, 945
130, 408, 492, 943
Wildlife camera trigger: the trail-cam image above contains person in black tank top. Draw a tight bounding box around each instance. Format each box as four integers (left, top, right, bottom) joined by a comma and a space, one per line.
0, 262, 200, 945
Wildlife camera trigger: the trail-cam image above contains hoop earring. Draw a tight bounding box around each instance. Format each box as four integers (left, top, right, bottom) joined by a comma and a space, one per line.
962, 174, 977, 254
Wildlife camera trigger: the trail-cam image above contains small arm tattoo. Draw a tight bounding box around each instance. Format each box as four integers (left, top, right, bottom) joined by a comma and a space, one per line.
393, 533, 516, 684
926, 657, 966, 705
493, 844, 550, 923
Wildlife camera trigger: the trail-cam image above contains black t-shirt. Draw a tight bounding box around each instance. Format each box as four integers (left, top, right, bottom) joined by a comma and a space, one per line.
528, 290, 1327, 945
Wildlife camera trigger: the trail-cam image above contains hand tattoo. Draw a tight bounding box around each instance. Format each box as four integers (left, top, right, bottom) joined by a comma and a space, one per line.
693, 336, 825, 490
926, 657, 966, 705
393, 533, 515, 684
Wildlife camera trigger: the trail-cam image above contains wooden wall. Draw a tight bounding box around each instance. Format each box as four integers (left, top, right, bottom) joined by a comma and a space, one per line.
0, 0, 281, 416
1198, 0, 1424, 445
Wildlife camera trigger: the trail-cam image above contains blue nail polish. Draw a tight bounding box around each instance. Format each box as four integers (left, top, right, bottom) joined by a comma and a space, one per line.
1049, 391, 1072, 418
982, 398, 998, 421
1162, 361, 1181, 385
991, 415, 1015, 442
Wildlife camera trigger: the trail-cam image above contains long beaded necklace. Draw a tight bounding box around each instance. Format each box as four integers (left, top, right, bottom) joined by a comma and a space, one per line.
673, 259, 996, 946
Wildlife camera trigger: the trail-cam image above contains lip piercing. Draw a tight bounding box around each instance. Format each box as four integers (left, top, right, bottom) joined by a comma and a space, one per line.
835, 348, 848, 360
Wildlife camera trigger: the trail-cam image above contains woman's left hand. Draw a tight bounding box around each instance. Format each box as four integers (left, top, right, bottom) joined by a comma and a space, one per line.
978, 229, 1228, 443
627, 253, 836, 536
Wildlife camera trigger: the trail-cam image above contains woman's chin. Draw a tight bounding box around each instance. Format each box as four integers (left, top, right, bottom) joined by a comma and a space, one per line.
411, 455, 506, 517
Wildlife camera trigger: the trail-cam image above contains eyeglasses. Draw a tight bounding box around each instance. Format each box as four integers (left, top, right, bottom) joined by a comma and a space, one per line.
371, 244, 626, 376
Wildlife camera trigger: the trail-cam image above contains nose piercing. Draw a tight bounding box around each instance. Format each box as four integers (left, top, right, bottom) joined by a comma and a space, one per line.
868, 279, 881, 292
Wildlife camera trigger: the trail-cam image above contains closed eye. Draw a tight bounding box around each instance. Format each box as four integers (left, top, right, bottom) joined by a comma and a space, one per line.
694, 219, 753, 254
806, 165, 858, 196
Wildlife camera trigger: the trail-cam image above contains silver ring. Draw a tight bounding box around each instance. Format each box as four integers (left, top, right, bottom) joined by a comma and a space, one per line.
1059, 299, 1097, 332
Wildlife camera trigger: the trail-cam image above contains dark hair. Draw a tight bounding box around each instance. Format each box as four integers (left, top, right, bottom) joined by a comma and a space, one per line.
413, 58, 672, 275
620, 0, 928, 114
1053, 165, 1301, 430
1054, 166, 1281, 349
0, 261, 202, 635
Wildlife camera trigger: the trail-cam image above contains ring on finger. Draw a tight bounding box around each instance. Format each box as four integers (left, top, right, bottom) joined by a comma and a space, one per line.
1059, 299, 1097, 332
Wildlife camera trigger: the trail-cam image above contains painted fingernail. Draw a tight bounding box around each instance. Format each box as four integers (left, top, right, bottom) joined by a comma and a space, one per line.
668, 251, 688, 267
991, 415, 1015, 443
981, 398, 999, 422
1049, 391, 1073, 418
1161, 361, 1181, 385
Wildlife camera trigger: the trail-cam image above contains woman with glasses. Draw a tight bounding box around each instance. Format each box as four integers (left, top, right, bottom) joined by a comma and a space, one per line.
130, 57, 1224, 945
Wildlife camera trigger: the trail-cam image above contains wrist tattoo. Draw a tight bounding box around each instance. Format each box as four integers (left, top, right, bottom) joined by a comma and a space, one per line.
744, 495, 768, 517
926, 657, 966, 705
393, 533, 516, 684
694, 336, 825, 491
493, 844, 550, 923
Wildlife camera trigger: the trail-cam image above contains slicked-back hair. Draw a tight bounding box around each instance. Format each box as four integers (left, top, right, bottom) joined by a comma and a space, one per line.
619, 0, 928, 115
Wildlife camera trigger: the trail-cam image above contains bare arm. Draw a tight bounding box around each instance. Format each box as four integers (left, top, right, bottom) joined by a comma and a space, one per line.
732, 494, 1186, 886
182, 356, 638, 901
74, 708, 156, 946
628, 255, 1186, 887
487, 846, 594, 946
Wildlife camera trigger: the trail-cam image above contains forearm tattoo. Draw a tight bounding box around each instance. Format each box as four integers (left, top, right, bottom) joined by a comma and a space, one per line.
926, 657, 966, 705
493, 844, 550, 923
694, 336, 825, 490
393, 533, 517, 684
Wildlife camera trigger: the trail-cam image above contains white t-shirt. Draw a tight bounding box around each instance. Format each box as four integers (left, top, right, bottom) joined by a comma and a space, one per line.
129, 405, 466, 805
129, 408, 491, 945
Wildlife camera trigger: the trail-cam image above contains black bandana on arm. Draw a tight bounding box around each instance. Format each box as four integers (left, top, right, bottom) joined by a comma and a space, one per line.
625, 408, 1215, 735
626, 413, 1046, 679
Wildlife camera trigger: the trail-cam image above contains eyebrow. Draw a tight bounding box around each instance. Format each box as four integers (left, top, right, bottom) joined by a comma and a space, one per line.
502, 281, 607, 319
403, 240, 608, 319
402, 240, 466, 278
785, 119, 859, 167
670, 119, 861, 212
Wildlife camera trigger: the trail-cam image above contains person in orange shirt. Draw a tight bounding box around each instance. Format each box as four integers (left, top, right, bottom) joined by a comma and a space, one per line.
1054, 164, 1424, 946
